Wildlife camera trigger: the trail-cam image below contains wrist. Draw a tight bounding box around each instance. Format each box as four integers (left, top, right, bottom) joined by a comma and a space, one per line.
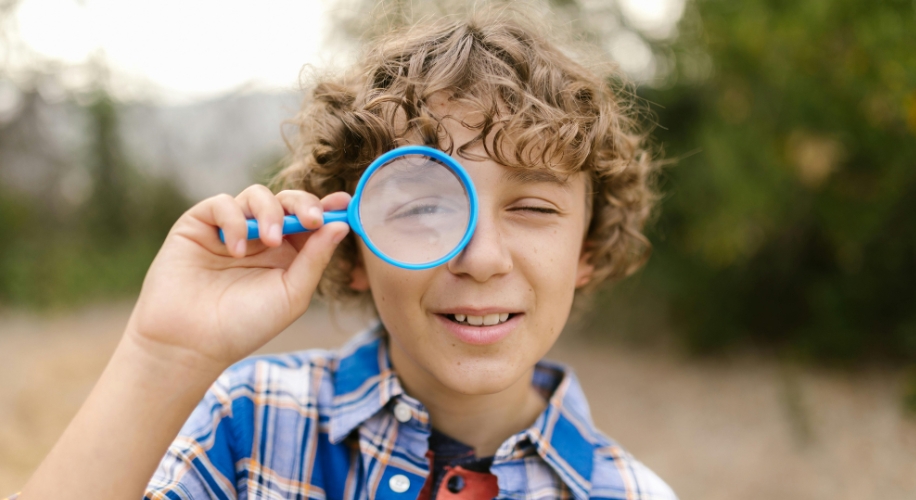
120, 326, 229, 388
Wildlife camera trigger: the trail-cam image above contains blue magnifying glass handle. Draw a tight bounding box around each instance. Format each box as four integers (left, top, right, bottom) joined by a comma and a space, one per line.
218, 211, 348, 243
215, 144, 477, 269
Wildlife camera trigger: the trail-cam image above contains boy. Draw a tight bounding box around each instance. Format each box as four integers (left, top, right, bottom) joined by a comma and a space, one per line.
14, 12, 676, 500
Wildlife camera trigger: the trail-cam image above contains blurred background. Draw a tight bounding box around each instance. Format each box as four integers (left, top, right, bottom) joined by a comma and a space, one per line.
1, 0, 915, 497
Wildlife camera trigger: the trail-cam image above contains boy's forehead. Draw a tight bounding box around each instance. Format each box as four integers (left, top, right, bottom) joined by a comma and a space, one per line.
502, 167, 575, 189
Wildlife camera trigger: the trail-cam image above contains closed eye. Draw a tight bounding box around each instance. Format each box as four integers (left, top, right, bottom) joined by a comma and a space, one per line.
510, 206, 560, 214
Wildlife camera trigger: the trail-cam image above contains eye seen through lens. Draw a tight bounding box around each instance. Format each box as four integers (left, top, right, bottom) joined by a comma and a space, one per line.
359, 154, 471, 265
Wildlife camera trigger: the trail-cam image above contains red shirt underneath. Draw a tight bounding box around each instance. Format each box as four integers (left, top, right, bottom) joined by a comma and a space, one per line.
417, 429, 500, 500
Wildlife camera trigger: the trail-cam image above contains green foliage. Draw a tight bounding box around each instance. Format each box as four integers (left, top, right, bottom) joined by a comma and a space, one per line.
637, 0, 916, 362
0, 90, 190, 308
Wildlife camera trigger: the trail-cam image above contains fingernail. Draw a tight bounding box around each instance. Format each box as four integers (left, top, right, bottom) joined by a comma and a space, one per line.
308, 207, 323, 226
233, 240, 246, 257
269, 223, 282, 242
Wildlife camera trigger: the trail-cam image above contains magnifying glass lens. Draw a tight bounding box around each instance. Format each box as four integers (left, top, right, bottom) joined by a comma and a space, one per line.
359, 154, 471, 265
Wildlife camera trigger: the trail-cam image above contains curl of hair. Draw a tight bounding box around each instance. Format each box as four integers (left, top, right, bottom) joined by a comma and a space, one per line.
274, 11, 658, 305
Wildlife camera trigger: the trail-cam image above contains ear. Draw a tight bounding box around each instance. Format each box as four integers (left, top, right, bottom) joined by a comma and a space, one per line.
574, 247, 595, 289
349, 261, 371, 292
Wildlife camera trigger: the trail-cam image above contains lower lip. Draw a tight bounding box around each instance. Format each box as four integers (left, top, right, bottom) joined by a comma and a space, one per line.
435, 314, 523, 346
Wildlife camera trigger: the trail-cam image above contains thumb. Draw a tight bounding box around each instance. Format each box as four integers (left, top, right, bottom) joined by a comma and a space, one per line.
283, 222, 350, 312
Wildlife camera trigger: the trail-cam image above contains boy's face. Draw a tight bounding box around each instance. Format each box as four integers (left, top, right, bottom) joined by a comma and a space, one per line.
351, 98, 593, 396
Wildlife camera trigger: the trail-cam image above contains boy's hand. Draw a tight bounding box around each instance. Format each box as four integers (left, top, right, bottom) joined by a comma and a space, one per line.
127, 185, 351, 372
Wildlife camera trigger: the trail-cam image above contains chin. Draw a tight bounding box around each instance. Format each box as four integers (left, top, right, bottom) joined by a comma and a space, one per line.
430, 355, 527, 395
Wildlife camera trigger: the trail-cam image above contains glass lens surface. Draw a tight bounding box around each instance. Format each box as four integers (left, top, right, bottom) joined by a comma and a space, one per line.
359, 154, 470, 265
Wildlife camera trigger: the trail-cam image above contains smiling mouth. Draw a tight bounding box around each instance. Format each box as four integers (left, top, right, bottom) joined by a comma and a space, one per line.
445, 313, 516, 326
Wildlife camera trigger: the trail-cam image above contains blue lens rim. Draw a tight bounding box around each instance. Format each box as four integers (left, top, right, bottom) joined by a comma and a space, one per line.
348, 145, 479, 270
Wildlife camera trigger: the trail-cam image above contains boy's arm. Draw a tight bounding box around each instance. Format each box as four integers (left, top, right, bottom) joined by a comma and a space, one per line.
18, 333, 222, 499
17, 186, 351, 499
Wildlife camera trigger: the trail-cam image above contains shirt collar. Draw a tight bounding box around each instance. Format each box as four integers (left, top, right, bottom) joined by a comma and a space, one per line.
523, 360, 601, 499
328, 325, 403, 444
328, 326, 602, 498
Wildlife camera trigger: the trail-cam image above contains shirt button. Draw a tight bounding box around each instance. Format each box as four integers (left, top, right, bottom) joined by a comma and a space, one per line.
389, 474, 411, 493
447, 474, 466, 493
393, 402, 412, 423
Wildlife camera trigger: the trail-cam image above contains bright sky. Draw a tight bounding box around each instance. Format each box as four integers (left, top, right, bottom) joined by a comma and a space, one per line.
617, 0, 685, 39
9, 0, 685, 102
12, 0, 337, 101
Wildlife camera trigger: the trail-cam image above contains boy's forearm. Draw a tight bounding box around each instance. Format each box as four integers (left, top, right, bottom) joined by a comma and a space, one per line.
18, 330, 225, 500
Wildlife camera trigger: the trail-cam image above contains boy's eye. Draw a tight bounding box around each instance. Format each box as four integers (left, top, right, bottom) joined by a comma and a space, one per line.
391, 203, 446, 219
385, 196, 463, 222
510, 206, 560, 215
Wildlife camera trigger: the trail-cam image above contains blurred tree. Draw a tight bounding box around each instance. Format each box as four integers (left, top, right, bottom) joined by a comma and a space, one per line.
83, 90, 130, 242
0, 67, 190, 307
638, 0, 916, 362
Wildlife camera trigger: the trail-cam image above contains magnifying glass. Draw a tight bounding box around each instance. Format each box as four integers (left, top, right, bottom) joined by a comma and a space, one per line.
219, 145, 478, 270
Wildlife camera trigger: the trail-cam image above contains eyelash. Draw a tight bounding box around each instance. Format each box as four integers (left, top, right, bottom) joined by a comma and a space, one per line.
510, 206, 559, 215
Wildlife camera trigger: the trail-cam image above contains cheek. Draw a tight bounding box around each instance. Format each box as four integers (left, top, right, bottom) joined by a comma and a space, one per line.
358, 243, 433, 327
513, 224, 586, 287
509, 229, 583, 333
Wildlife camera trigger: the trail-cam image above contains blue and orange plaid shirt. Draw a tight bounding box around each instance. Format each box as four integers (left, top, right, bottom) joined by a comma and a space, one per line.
141, 326, 676, 499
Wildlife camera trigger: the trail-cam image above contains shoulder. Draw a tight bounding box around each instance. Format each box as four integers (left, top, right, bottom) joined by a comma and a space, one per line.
147, 330, 383, 497
168, 347, 339, 454
204, 328, 387, 423
589, 437, 677, 500
186, 328, 383, 428
187, 348, 335, 416
534, 360, 677, 499
214, 348, 336, 402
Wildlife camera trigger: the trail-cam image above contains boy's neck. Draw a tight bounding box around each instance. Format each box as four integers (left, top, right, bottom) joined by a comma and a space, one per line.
388, 340, 548, 457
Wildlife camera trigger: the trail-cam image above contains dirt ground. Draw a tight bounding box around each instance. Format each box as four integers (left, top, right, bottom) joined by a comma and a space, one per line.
1, 302, 915, 499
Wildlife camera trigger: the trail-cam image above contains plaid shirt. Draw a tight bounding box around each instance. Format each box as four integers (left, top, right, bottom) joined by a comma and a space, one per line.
141, 326, 676, 500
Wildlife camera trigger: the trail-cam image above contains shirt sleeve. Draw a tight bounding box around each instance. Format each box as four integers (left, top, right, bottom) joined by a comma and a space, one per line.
145, 372, 244, 500
627, 459, 679, 500
592, 444, 679, 500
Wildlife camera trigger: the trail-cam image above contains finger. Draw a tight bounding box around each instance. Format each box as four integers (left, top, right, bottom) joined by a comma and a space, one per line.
187, 194, 249, 258
276, 190, 324, 232
280, 191, 350, 252
283, 222, 350, 311
236, 185, 285, 247
320, 192, 352, 213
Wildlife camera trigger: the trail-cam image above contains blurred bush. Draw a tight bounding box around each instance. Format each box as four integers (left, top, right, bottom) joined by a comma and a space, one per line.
634, 0, 916, 363
0, 87, 190, 307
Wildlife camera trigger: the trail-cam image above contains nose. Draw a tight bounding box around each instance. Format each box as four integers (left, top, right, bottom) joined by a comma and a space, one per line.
447, 211, 512, 281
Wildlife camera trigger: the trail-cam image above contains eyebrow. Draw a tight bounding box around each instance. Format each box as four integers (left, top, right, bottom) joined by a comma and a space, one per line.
502, 169, 572, 189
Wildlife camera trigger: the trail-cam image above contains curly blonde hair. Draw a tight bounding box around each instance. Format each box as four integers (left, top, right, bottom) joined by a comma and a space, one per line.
275, 11, 657, 304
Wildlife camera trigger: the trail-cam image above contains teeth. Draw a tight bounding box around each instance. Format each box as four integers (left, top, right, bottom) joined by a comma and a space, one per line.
450, 313, 513, 326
